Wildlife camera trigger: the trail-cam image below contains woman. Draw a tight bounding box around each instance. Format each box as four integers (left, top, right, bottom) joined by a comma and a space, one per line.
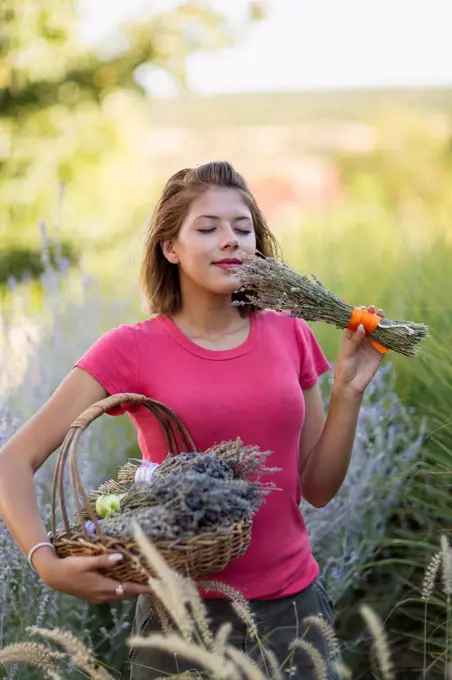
0, 162, 384, 680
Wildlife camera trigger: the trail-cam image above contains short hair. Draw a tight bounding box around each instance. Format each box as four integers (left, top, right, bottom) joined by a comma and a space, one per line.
140, 161, 280, 316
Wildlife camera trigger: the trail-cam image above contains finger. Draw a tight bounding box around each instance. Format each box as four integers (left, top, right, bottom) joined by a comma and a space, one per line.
78, 554, 154, 594
342, 324, 366, 356
88, 553, 126, 570
122, 581, 155, 597
367, 305, 376, 313
377, 308, 384, 317
100, 579, 153, 601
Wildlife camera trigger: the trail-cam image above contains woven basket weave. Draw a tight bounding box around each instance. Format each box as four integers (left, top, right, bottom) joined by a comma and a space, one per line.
50, 393, 252, 584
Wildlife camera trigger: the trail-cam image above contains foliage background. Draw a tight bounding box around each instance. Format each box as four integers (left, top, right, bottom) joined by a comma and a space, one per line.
1, 1, 452, 678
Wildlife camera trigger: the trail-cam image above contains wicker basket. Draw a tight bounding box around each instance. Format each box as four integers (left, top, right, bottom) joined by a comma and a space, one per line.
50, 393, 252, 584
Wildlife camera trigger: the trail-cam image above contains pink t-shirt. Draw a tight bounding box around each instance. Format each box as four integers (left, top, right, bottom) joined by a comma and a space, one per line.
75, 309, 330, 600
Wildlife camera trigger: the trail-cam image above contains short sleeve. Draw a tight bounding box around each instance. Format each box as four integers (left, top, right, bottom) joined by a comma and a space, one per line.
294, 318, 331, 389
74, 325, 140, 416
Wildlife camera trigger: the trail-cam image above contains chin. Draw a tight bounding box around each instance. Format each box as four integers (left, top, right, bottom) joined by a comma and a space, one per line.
207, 270, 241, 295
211, 283, 240, 297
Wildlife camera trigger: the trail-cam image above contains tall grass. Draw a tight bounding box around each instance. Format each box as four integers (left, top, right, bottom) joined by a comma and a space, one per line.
2, 528, 452, 680
277, 203, 452, 676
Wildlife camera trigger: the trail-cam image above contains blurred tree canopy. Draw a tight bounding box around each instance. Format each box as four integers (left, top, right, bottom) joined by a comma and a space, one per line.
0, 0, 264, 283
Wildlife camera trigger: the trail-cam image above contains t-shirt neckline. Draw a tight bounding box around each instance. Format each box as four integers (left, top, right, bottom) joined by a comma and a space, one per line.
157, 312, 258, 360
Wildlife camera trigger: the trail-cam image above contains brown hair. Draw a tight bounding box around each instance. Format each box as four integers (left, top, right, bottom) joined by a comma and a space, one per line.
140, 161, 280, 316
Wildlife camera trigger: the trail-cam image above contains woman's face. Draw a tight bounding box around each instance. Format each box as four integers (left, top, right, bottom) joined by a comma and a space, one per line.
163, 186, 257, 297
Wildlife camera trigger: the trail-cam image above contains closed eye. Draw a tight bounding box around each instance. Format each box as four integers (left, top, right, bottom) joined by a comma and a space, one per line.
197, 224, 252, 235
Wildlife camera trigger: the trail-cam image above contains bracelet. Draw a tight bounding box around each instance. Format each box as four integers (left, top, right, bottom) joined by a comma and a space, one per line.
27, 541, 56, 571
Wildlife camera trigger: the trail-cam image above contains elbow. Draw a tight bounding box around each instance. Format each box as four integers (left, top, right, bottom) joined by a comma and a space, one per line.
300, 480, 332, 509
0, 448, 33, 478
304, 494, 330, 509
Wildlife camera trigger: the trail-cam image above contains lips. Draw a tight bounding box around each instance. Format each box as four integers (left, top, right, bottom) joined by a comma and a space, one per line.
214, 259, 242, 265
213, 259, 242, 271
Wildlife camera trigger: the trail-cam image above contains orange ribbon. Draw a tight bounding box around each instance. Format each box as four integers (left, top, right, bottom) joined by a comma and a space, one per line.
347, 307, 389, 354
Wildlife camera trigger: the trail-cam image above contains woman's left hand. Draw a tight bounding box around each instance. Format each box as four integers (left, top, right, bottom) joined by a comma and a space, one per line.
333, 305, 385, 398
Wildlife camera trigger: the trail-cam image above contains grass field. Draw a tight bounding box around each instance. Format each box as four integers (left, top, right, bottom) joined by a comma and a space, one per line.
146, 86, 452, 128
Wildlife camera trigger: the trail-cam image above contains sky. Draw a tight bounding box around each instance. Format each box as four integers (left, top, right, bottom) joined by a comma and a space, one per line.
79, 0, 452, 97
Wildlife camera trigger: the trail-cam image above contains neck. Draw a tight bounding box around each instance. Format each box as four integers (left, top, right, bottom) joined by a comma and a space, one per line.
171, 282, 246, 337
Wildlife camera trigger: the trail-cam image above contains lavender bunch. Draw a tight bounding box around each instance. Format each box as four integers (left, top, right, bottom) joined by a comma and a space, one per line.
122, 472, 267, 516
116, 440, 279, 488
205, 438, 279, 478
154, 452, 235, 481
102, 506, 182, 541
99, 473, 269, 541
232, 254, 428, 356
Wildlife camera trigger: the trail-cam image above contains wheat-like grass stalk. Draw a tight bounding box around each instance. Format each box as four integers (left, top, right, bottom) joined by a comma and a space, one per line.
146, 578, 194, 642
359, 605, 394, 680
213, 623, 233, 657
133, 523, 195, 641
0, 626, 116, 680
182, 578, 215, 649
302, 615, 340, 660
422, 550, 442, 680
195, 580, 273, 673
199, 580, 258, 639
261, 648, 284, 680
0, 641, 65, 679
289, 639, 328, 680
28, 626, 113, 680
441, 536, 452, 680
422, 551, 442, 601
127, 531, 272, 677
332, 660, 353, 679
153, 595, 175, 635
232, 253, 428, 356
127, 633, 237, 679
152, 674, 201, 680
441, 536, 452, 596
225, 644, 267, 680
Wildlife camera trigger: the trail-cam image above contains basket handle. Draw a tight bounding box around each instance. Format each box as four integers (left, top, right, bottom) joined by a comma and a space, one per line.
50, 393, 197, 542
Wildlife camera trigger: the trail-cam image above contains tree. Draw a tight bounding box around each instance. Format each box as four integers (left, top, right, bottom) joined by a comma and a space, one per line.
0, 0, 265, 281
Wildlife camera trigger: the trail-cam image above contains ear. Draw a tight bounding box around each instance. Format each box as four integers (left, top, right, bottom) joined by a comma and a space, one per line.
161, 240, 179, 264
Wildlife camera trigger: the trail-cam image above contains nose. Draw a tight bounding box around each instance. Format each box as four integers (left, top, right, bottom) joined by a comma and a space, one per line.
220, 224, 239, 250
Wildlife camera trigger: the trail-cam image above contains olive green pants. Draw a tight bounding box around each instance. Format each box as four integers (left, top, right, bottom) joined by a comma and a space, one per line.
122, 578, 339, 680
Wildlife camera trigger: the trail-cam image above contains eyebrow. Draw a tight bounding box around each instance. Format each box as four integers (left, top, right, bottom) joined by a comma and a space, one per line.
195, 215, 251, 222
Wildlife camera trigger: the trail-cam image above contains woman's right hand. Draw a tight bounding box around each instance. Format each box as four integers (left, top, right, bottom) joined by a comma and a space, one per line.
37, 552, 154, 603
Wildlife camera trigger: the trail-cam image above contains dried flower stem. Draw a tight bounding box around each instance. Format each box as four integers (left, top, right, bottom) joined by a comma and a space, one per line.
422, 550, 442, 680
289, 639, 328, 680
27, 626, 113, 680
199, 580, 258, 639
213, 623, 233, 658
133, 524, 203, 641
422, 551, 442, 601
232, 254, 428, 356
0, 642, 64, 679
128, 633, 236, 679
441, 536, 452, 680
225, 644, 266, 680
359, 605, 394, 680
302, 615, 341, 660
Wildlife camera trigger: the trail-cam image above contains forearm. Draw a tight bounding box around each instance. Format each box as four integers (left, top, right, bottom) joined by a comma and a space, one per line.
0, 459, 60, 575
301, 387, 362, 507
